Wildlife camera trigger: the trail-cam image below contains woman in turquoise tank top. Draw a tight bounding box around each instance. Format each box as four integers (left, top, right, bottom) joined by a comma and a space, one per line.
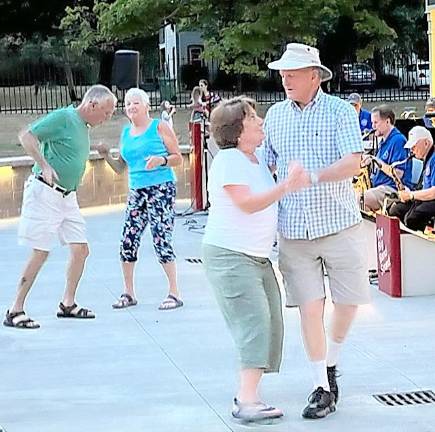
97, 88, 184, 310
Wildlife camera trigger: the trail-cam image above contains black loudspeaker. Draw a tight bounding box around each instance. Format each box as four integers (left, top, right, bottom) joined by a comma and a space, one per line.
113, 50, 139, 90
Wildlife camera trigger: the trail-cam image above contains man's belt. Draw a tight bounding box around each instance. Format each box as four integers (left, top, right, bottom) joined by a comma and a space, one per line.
35, 175, 73, 196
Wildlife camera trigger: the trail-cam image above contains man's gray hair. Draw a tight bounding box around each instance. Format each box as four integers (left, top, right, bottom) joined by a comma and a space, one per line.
313, 67, 326, 81
124, 88, 150, 106
82, 84, 117, 105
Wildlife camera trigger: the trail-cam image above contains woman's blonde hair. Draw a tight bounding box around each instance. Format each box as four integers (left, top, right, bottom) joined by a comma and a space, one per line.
191, 86, 201, 102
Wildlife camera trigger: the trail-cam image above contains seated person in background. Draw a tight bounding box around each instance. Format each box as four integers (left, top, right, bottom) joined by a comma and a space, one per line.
363, 105, 413, 212
389, 126, 435, 232
423, 97, 435, 129
348, 93, 372, 134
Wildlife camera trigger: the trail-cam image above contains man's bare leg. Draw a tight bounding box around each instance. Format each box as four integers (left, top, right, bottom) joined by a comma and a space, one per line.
364, 190, 381, 212
9, 248, 49, 313
62, 243, 89, 306
299, 298, 327, 361
300, 298, 337, 419
327, 303, 358, 364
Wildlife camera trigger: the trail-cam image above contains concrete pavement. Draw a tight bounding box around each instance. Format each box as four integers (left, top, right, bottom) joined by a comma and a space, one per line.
0, 204, 434, 432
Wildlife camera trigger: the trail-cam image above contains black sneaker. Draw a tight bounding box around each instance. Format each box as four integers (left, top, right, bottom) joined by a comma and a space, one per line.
302, 387, 336, 419
327, 365, 340, 402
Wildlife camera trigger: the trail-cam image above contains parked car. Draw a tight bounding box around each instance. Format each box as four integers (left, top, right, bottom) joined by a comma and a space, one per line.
334, 63, 377, 92
397, 61, 430, 90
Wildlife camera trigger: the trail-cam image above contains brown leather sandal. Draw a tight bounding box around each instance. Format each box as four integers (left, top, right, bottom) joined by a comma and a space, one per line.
57, 302, 95, 319
112, 293, 138, 309
158, 294, 184, 311
3, 310, 40, 329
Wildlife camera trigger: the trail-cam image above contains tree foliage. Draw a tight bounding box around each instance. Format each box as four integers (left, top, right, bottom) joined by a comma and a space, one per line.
0, 0, 426, 74
0, 0, 95, 37
54, 0, 427, 75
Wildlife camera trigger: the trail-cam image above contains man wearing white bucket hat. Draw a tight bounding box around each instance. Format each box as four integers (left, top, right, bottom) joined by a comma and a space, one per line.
389, 125, 435, 231
263, 43, 370, 419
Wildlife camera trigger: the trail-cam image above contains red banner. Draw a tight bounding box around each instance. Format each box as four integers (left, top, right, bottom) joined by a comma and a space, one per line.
376, 214, 402, 297
189, 122, 204, 211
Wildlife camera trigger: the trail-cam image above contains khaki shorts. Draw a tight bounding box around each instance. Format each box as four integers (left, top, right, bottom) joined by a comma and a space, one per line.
18, 176, 87, 251
364, 185, 396, 210
278, 223, 370, 306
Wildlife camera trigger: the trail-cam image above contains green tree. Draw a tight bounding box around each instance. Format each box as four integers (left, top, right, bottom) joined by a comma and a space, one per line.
94, 0, 352, 75
0, 0, 95, 37
0, 0, 101, 99
386, 0, 427, 57
62, 0, 427, 76
60, 1, 124, 88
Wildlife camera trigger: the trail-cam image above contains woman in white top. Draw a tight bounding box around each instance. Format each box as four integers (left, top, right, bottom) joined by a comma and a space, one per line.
202, 96, 306, 423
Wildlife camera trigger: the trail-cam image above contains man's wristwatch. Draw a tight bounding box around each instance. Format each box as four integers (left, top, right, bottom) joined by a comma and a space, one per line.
409, 192, 415, 201
309, 171, 319, 186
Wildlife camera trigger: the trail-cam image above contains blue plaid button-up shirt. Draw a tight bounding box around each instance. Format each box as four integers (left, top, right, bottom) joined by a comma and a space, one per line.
263, 89, 363, 240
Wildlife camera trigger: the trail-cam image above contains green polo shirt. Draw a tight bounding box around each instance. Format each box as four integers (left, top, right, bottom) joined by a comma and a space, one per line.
30, 106, 90, 191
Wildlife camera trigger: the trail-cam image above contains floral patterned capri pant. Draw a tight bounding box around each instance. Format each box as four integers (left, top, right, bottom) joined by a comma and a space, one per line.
120, 181, 176, 263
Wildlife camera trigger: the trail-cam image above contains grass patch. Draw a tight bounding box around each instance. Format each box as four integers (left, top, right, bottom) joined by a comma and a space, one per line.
0, 100, 426, 158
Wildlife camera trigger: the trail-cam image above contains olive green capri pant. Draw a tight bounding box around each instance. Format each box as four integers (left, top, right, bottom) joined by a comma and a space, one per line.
202, 244, 284, 372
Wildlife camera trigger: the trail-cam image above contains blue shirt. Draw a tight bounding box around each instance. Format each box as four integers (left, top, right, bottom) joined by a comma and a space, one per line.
423, 152, 435, 189
423, 116, 435, 129
120, 119, 175, 189
371, 127, 413, 189
359, 108, 372, 133
263, 89, 363, 240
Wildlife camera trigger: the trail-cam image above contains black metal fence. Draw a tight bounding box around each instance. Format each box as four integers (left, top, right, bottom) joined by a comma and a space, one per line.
0, 54, 431, 114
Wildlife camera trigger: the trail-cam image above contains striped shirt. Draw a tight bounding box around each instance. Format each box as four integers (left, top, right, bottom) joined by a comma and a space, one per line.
263, 89, 363, 240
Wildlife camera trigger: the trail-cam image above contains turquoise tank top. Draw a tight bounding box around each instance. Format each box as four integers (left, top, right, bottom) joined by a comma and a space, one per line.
120, 119, 176, 189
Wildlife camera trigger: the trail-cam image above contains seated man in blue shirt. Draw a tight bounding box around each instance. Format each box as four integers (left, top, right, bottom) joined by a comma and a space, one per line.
348, 93, 372, 134
363, 105, 413, 211
423, 97, 435, 129
389, 126, 435, 232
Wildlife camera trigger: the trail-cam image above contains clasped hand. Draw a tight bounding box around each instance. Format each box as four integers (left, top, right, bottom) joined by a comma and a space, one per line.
95, 141, 110, 156
282, 161, 311, 193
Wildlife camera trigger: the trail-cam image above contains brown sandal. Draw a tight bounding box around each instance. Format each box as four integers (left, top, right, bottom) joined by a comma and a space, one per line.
3, 310, 40, 329
57, 302, 95, 319
112, 293, 138, 309
158, 295, 184, 311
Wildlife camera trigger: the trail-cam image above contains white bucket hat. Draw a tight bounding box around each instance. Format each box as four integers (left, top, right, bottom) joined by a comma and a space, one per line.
404, 126, 433, 149
268, 43, 333, 82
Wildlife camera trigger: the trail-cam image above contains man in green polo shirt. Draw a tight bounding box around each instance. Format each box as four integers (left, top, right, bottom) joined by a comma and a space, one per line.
4, 84, 117, 329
